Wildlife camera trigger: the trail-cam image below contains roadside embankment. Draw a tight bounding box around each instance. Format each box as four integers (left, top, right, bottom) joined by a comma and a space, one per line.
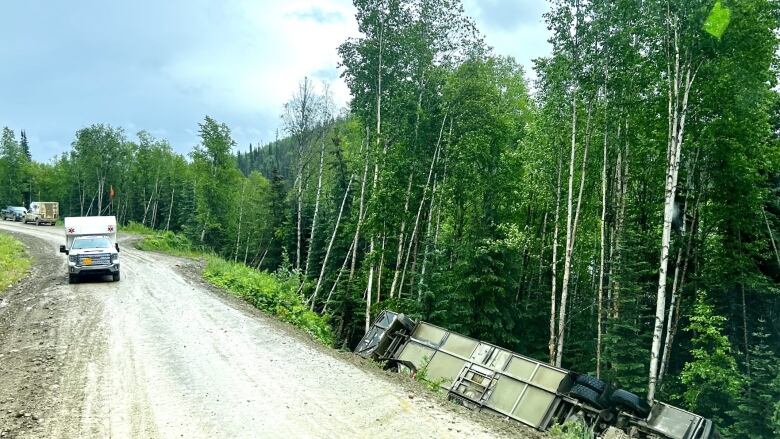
130, 225, 334, 346
0, 232, 30, 292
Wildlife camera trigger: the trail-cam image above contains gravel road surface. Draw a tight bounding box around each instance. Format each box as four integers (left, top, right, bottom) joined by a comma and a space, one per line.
0, 221, 531, 439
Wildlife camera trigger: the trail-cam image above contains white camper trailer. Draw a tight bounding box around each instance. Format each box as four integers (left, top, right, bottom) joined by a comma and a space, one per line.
60, 216, 121, 283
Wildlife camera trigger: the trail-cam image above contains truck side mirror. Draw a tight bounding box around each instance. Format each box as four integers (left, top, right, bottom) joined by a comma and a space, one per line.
115, 243, 120, 252
59, 245, 67, 254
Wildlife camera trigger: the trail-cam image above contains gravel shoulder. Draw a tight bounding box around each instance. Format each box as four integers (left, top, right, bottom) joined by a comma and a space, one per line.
0, 221, 541, 438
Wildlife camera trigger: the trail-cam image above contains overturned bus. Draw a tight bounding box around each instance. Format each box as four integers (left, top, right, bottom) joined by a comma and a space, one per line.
356, 311, 719, 439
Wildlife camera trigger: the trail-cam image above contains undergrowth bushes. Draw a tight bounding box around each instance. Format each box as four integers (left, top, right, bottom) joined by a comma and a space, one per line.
130, 225, 334, 346
0, 233, 30, 292
135, 230, 202, 257
204, 258, 334, 346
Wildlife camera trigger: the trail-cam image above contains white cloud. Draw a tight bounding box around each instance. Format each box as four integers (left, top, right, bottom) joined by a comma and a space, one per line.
1, 0, 551, 160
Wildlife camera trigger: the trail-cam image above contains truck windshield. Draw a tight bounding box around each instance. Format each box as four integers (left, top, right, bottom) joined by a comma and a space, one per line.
72, 238, 112, 249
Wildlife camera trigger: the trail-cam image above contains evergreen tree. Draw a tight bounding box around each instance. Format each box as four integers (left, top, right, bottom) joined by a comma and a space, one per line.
20, 130, 31, 160
679, 291, 741, 426
727, 326, 780, 439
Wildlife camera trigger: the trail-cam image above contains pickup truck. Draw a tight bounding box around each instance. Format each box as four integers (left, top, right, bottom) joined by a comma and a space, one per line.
2, 206, 27, 221
60, 216, 120, 284
356, 311, 719, 439
24, 201, 59, 226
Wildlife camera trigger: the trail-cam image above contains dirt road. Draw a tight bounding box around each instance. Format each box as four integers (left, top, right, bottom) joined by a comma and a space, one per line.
0, 221, 529, 439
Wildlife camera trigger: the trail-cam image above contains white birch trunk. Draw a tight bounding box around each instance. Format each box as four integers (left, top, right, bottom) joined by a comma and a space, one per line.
323, 238, 355, 314
365, 20, 384, 332
234, 179, 247, 262
310, 176, 354, 310
165, 186, 175, 231
762, 207, 780, 268
389, 174, 414, 298
305, 140, 326, 276
648, 24, 696, 402
349, 134, 371, 282
549, 154, 563, 365
398, 115, 446, 299
597, 114, 608, 379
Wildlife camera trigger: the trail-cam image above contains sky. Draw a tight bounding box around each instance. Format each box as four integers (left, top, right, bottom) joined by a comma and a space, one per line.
0, 0, 551, 162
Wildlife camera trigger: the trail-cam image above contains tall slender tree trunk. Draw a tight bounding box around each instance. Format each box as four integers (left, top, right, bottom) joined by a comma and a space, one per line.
549, 153, 563, 365
365, 21, 384, 332
648, 25, 697, 402
556, 100, 592, 367
389, 174, 414, 298
165, 186, 175, 231
658, 147, 699, 386
323, 238, 356, 315
234, 179, 247, 262
310, 176, 354, 310
762, 207, 780, 268
597, 108, 609, 379
417, 177, 438, 297
296, 169, 303, 271
377, 231, 387, 303
305, 141, 326, 276
398, 115, 446, 299
349, 132, 371, 282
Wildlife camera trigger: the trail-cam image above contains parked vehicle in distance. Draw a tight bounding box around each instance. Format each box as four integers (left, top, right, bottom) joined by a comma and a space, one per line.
2, 206, 27, 221
60, 216, 120, 284
24, 201, 59, 226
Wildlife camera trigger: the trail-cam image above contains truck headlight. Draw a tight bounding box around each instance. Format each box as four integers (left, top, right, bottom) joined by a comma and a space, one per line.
111, 253, 118, 263
68, 255, 77, 263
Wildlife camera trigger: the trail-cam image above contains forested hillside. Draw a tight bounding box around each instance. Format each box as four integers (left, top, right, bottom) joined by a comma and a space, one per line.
2, 0, 779, 435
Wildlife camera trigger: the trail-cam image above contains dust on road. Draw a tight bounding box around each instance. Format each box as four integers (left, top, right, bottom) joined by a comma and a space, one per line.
0, 221, 536, 438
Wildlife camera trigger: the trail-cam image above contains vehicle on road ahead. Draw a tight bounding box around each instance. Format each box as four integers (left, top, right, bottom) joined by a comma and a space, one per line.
2, 206, 27, 221
60, 216, 120, 284
24, 201, 59, 225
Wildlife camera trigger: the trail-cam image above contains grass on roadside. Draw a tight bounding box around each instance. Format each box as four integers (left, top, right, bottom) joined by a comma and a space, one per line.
204, 258, 334, 346
131, 225, 334, 346
0, 233, 30, 292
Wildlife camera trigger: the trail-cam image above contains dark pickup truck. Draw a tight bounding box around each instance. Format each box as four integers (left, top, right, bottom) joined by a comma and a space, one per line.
1, 206, 27, 221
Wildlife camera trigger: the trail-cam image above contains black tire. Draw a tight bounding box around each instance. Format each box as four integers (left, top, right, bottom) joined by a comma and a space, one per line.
610, 389, 652, 418
35, 218, 40, 226
575, 374, 607, 394
568, 384, 603, 408
113, 272, 120, 282
68, 274, 79, 284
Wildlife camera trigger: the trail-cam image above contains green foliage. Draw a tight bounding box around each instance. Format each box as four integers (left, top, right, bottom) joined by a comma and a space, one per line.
679, 292, 741, 425
0, 233, 30, 292
136, 230, 202, 258
412, 356, 446, 392
703, 1, 731, 39
549, 420, 594, 439
2, 1, 779, 434
204, 258, 334, 346
726, 327, 780, 439
123, 221, 155, 236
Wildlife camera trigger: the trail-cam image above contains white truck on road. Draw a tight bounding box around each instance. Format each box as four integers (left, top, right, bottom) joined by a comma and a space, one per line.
24, 201, 59, 226
60, 216, 121, 284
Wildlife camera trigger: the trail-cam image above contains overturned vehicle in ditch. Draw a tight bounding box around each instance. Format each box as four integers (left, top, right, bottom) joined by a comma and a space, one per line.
355, 311, 719, 439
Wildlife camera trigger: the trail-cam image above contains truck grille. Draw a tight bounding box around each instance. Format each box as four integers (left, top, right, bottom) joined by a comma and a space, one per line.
77, 253, 111, 266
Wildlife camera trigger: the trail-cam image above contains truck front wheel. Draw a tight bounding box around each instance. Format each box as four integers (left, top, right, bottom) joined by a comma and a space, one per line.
113, 272, 121, 282
68, 274, 79, 284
